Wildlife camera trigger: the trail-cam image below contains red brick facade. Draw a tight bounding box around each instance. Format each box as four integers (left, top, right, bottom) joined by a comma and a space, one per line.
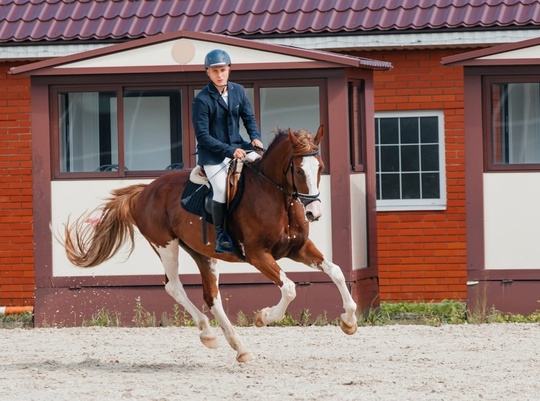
0, 63, 33, 307
355, 49, 467, 303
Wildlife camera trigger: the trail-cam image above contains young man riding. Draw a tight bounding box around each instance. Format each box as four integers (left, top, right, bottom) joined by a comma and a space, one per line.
192, 49, 263, 253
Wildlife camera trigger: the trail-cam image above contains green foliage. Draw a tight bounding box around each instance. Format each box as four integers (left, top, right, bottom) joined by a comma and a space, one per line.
235, 310, 252, 327
269, 312, 298, 327
299, 308, 311, 326
468, 305, 540, 324
132, 297, 157, 327
82, 308, 121, 327
4, 299, 540, 329
160, 304, 197, 327
0, 311, 33, 328
360, 300, 468, 326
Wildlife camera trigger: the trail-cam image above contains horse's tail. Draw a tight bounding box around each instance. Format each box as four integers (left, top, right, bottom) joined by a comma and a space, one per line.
62, 184, 147, 267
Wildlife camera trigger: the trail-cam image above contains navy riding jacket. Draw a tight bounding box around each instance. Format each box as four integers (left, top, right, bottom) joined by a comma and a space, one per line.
192, 81, 261, 166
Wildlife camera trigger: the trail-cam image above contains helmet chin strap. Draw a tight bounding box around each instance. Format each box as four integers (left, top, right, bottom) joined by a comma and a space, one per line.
215, 82, 228, 94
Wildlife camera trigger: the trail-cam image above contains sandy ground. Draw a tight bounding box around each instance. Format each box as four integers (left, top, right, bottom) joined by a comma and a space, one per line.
1, 324, 539, 401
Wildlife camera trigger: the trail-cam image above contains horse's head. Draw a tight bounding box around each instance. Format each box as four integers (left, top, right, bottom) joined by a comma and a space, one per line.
288, 125, 324, 222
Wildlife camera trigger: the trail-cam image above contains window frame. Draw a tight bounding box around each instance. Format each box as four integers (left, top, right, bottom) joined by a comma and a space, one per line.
484, 75, 540, 172
348, 80, 365, 172
374, 110, 447, 211
50, 79, 329, 179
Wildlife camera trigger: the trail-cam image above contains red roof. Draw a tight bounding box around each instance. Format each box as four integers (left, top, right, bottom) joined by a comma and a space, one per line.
1, 0, 540, 43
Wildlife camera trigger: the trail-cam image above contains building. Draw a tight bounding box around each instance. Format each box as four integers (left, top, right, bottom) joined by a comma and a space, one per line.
2, 0, 540, 322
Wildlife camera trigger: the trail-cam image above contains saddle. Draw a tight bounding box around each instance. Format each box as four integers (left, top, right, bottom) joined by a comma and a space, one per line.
180, 159, 247, 255
181, 159, 245, 216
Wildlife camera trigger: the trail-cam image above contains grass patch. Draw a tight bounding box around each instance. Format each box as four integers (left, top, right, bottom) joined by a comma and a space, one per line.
3, 300, 540, 329
361, 300, 468, 326
82, 308, 122, 327
0, 311, 33, 329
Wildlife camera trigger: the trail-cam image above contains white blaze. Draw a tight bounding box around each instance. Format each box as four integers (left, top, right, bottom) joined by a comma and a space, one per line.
302, 156, 323, 220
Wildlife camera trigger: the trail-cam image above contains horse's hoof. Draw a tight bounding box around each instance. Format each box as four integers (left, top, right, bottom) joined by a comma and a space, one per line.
255, 311, 266, 327
339, 318, 358, 335
237, 352, 255, 363
200, 336, 218, 349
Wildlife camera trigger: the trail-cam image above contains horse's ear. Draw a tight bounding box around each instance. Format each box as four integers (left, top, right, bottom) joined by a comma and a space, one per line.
314, 125, 324, 145
288, 128, 299, 146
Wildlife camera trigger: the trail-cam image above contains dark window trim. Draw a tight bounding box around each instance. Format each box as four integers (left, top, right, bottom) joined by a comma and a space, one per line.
348, 80, 365, 172
484, 75, 540, 172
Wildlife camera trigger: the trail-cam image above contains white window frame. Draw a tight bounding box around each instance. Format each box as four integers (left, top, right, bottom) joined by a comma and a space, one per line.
375, 110, 447, 211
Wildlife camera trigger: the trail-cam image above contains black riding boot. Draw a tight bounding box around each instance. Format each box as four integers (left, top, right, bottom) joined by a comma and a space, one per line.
211, 201, 232, 253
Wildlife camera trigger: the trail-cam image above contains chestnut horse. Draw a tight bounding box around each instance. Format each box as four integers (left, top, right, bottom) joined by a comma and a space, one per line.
62, 125, 358, 362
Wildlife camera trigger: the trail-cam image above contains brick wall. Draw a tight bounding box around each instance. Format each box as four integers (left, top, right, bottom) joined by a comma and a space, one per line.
0, 62, 34, 307
354, 49, 467, 303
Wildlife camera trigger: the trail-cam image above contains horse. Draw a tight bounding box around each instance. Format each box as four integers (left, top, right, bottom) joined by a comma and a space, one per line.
62, 125, 358, 362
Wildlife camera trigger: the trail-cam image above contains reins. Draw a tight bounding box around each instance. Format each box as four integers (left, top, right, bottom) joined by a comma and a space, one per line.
244, 148, 321, 206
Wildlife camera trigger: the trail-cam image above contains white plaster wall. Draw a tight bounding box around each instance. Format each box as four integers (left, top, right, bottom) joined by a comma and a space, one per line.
350, 174, 368, 269
484, 173, 540, 269
51, 176, 333, 277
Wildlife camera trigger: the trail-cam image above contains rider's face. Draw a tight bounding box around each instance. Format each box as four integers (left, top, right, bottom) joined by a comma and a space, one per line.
206, 65, 230, 88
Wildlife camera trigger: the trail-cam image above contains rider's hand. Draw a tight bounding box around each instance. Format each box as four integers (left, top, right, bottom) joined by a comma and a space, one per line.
251, 139, 263, 149
233, 148, 247, 159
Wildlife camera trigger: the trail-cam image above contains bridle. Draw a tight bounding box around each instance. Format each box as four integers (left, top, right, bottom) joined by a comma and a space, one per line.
245, 149, 321, 207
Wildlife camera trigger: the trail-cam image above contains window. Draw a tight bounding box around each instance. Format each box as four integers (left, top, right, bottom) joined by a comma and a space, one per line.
259, 86, 320, 146
58, 91, 118, 173
375, 111, 446, 211
123, 90, 182, 171
490, 81, 540, 167
56, 88, 183, 176
53, 82, 325, 178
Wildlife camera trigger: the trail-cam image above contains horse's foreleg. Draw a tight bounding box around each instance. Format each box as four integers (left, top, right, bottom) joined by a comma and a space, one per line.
247, 252, 297, 327
294, 242, 358, 335
196, 257, 254, 362
156, 240, 217, 348
255, 270, 297, 327
318, 258, 358, 334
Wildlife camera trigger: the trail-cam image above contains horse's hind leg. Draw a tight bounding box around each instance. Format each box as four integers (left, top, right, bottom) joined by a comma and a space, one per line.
156, 239, 218, 349
188, 251, 254, 363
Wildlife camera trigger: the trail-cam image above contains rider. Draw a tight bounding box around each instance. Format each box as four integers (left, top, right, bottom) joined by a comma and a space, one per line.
192, 49, 263, 253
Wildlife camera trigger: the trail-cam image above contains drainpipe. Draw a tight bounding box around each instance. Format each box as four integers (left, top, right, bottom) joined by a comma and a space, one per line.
0, 306, 34, 315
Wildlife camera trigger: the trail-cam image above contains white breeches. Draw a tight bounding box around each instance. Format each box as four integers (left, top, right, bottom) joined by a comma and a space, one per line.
204, 158, 230, 203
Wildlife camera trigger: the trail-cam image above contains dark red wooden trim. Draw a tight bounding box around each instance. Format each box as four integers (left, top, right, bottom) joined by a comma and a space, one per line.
464, 73, 485, 273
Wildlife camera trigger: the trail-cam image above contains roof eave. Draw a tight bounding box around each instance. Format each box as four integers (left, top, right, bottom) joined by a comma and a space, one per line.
10, 30, 391, 76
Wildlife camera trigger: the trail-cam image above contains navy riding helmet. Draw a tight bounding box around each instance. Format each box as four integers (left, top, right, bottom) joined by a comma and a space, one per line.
204, 49, 232, 68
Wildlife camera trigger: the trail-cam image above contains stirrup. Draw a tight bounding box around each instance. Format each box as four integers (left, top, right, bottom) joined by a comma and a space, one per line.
215, 232, 232, 253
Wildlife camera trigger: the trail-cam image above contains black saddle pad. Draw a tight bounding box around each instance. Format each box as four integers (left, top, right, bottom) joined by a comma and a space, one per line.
181, 181, 213, 224
180, 173, 246, 223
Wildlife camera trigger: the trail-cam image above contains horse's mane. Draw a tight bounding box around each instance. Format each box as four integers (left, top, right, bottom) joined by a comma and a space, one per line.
262, 127, 320, 160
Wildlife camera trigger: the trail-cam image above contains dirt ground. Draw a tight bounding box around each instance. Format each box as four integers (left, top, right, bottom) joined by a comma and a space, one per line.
1, 324, 538, 401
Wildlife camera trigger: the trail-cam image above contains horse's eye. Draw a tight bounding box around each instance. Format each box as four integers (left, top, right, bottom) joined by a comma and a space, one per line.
295, 167, 304, 175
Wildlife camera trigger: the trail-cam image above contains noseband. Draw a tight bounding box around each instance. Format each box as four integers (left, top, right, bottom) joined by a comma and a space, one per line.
289, 150, 321, 206
245, 149, 321, 206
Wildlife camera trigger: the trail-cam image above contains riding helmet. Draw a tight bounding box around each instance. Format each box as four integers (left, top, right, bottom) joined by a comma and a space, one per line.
204, 49, 231, 68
